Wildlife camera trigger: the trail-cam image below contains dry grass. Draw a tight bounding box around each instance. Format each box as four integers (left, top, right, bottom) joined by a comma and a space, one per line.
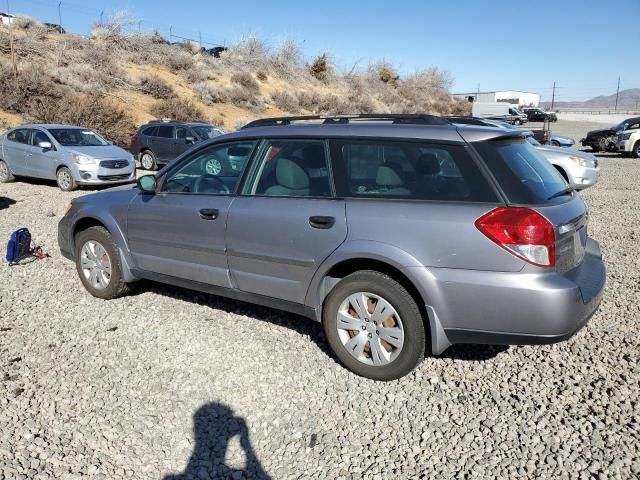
150, 98, 205, 121
139, 75, 174, 99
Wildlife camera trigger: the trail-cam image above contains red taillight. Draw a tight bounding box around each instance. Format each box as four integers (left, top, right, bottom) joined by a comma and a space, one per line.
130, 134, 137, 147
543, 131, 549, 142
475, 207, 555, 267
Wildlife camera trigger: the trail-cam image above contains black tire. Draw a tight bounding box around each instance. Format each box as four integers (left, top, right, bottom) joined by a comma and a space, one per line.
550, 140, 560, 147
514, 119, 522, 125
0, 160, 15, 183
590, 145, 601, 153
633, 141, 640, 159
74, 226, 133, 300
56, 166, 77, 191
140, 150, 158, 171
323, 270, 426, 381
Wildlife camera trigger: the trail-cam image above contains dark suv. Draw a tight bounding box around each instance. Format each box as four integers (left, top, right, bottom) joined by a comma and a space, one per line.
523, 108, 557, 123
130, 120, 224, 170
59, 114, 605, 380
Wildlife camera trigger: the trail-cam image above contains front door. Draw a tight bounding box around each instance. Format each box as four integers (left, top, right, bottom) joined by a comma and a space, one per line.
226, 139, 347, 304
126, 140, 256, 286
26, 129, 57, 179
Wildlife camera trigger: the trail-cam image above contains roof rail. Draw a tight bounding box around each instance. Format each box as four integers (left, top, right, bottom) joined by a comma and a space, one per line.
148, 119, 210, 124
241, 114, 451, 129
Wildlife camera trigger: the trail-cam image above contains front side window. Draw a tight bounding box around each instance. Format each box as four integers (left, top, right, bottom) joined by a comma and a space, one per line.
7, 128, 30, 144
31, 130, 51, 146
331, 140, 497, 202
175, 127, 188, 139
244, 140, 332, 197
191, 125, 224, 140
48, 128, 109, 146
161, 141, 255, 195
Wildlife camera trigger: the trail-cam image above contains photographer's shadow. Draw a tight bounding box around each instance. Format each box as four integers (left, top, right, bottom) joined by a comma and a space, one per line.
165, 403, 271, 480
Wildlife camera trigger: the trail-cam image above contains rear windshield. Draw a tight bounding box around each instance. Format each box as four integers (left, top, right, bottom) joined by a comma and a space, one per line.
330, 140, 498, 202
473, 138, 571, 204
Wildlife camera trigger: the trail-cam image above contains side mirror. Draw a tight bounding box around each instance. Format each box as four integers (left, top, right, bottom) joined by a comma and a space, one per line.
137, 174, 157, 193
185, 136, 195, 143
38, 141, 52, 150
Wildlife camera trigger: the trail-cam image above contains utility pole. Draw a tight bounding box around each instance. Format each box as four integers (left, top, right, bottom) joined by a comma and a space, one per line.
551, 81, 556, 110
7, 0, 17, 79
614, 77, 620, 111
138, 20, 142, 32
58, 1, 62, 30
198, 31, 202, 48
100, 10, 104, 24
169, 25, 173, 42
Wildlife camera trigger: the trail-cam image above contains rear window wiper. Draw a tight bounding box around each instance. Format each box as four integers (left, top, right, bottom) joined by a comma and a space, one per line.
547, 186, 574, 200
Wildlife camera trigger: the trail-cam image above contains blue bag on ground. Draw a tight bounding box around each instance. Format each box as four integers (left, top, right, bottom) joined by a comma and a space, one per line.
6, 228, 31, 263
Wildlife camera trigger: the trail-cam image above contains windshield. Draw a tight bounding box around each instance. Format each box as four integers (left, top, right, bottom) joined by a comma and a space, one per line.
474, 138, 569, 204
48, 128, 109, 146
613, 121, 629, 132
526, 136, 541, 146
191, 126, 224, 139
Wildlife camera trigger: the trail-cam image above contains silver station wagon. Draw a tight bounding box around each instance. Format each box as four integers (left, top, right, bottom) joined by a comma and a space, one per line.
0, 124, 135, 191
58, 114, 606, 380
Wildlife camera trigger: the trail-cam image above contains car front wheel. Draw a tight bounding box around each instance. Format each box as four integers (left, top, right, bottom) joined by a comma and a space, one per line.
323, 270, 426, 380
56, 167, 77, 191
633, 141, 640, 158
74, 226, 133, 299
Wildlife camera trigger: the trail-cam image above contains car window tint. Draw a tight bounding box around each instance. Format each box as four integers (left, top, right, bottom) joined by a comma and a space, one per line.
162, 141, 255, 195
474, 138, 568, 204
142, 126, 157, 136
7, 128, 30, 144
156, 125, 174, 138
31, 130, 50, 146
176, 127, 188, 139
244, 140, 332, 198
331, 140, 497, 202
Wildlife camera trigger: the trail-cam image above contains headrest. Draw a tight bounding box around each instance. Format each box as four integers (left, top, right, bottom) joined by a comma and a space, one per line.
415, 153, 441, 175
276, 158, 309, 190
376, 162, 405, 187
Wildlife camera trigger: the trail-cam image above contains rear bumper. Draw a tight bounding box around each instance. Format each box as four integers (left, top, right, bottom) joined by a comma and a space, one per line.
407, 238, 606, 353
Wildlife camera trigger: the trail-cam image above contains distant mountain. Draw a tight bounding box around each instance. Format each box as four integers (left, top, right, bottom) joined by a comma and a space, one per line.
541, 88, 640, 110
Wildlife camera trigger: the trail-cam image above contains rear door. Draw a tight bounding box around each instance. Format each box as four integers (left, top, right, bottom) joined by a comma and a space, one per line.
152, 125, 176, 163
2, 128, 31, 176
226, 139, 347, 304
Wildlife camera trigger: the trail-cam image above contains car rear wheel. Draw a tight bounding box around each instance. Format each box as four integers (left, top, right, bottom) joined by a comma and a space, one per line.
74, 226, 133, 300
514, 119, 522, 125
323, 270, 425, 380
0, 160, 15, 183
140, 151, 157, 171
550, 140, 560, 147
56, 167, 77, 191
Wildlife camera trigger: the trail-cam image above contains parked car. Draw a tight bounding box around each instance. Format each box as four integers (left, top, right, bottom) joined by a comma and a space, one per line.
522, 108, 557, 123
525, 134, 599, 190
581, 117, 640, 152
471, 102, 529, 125
0, 124, 135, 191
616, 126, 640, 157
59, 114, 606, 380
130, 120, 224, 170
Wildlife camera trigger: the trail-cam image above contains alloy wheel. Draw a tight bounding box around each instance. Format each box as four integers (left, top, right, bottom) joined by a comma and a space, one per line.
57, 169, 72, 190
141, 153, 154, 170
0, 162, 8, 181
336, 292, 405, 366
80, 240, 112, 290
204, 158, 222, 175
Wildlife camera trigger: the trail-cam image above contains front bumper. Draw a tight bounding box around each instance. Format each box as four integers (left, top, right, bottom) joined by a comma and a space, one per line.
407, 238, 606, 353
616, 139, 631, 152
568, 164, 599, 190
74, 163, 136, 185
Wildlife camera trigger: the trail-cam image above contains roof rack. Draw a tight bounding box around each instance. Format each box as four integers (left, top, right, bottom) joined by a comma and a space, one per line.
241, 114, 451, 129
148, 119, 210, 124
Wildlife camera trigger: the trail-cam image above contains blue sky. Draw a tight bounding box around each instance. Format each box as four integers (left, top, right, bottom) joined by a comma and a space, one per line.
7, 0, 639, 102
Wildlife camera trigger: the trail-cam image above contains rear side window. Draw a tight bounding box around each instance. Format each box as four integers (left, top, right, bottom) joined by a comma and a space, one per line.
473, 138, 569, 204
330, 140, 498, 202
142, 126, 157, 136
156, 126, 174, 138
7, 129, 30, 144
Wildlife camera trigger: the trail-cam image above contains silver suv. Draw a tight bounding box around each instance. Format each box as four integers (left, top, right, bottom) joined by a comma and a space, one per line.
58, 114, 606, 380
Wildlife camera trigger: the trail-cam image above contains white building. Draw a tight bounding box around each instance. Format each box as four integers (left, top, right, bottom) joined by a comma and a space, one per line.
0, 13, 15, 25
453, 90, 540, 107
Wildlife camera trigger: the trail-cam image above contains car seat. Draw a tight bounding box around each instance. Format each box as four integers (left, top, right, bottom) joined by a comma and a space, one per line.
264, 158, 310, 196
375, 162, 410, 195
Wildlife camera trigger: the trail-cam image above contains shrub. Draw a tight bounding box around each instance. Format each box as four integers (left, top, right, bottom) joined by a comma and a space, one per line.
230, 71, 260, 93
270, 39, 302, 78
209, 114, 225, 129
309, 54, 331, 81
234, 116, 251, 130
296, 90, 322, 112
193, 82, 223, 105
0, 64, 65, 114
271, 91, 299, 113
28, 94, 136, 147
150, 98, 205, 121
256, 70, 268, 82
377, 64, 400, 88
139, 75, 174, 99
225, 85, 264, 113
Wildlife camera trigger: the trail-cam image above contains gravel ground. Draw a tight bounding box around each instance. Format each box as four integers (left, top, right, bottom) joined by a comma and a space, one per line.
1, 120, 639, 479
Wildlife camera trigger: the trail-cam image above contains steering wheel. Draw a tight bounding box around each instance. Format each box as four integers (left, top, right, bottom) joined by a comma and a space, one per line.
194, 174, 230, 194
